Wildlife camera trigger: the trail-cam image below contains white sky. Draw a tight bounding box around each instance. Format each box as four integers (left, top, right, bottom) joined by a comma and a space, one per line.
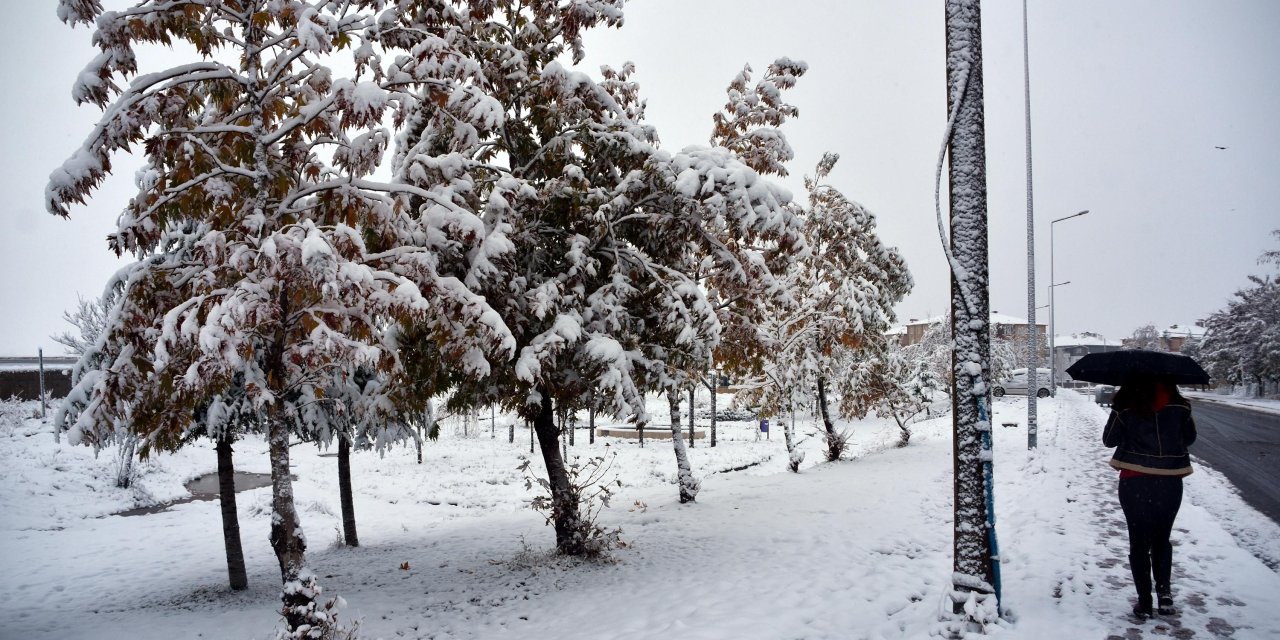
2, 1, 1277, 356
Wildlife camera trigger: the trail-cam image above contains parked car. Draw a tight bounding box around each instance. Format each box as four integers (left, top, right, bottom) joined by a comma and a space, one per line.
992, 368, 1052, 398
1095, 385, 1117, 407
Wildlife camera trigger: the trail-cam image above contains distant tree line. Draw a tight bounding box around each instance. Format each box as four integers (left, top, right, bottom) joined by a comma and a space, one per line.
1192, 230, 1280, 396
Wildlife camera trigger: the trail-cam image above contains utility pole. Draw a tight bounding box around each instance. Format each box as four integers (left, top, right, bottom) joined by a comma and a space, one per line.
1021, 0, 1039, 450
945, 0, 999, 624
38, 348, 48, 421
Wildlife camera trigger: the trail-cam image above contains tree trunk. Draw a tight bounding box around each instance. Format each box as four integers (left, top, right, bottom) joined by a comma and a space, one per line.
568, 406, 576, 446
784, 397, 801, 472
667, 391, 699, 503
895, 413, 912, 447
267, 413, 320, 632
115, 434, 137, 489
588, 403, 596, 445
217, 434, 248, 591
415, 424, 423, 464
532, 391, 585, 555
784, 401, 793, 449
945, 0, 998, 619
816, 376, 843, 461
338, 435, 358, 547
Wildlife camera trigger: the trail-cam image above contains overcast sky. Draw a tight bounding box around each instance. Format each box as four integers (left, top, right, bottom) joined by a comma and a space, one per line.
2, 1, 1277, 356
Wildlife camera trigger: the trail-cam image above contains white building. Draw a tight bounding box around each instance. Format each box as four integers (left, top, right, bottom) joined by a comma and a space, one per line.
1053, 333, 1121, 388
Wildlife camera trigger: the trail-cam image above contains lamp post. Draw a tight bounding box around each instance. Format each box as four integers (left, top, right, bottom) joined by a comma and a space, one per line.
1022, 0, 1038, 449
1048, 279, 1072, 395
1049, 210, 1088, 395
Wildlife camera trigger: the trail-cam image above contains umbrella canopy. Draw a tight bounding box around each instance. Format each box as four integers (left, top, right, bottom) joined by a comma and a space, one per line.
1065, 349, 1211, 386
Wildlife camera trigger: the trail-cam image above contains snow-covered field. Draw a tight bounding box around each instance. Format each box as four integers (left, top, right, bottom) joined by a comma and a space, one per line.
2, 391, 1279, 639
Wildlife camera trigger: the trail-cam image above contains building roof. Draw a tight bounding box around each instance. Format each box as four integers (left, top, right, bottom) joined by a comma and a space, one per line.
1162, 323, 1206, 338
902, 311, 1045, 328
1054, 333, 1115, 347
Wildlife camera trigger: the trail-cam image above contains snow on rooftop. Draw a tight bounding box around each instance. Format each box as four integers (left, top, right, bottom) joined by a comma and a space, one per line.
1053, 333, 1115, 347
904, 311, 1044, 327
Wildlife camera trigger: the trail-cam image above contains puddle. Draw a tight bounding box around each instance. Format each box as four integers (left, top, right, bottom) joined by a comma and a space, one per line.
114, 471, 274, 517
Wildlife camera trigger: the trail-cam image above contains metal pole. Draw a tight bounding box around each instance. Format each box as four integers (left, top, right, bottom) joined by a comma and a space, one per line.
1049, 280, 1070, 393
38, 348, 47, 420
688, 386, 695, 448
1022, 0, 1038, 448
1049, 210, 1089, 396
1050, 222, 1055, 396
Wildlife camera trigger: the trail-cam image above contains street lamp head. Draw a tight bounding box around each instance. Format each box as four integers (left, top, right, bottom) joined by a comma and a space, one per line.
1053, 209, 1091, 224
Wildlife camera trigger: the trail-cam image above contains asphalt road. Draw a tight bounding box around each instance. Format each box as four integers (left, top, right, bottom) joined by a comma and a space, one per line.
1188, 399, 1280, 526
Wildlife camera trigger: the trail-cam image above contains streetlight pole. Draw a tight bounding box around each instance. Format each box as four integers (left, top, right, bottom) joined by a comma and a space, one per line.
1048, 279, 1072, 395
1022, 0, 1038, 449
1049, 210, 1088, 396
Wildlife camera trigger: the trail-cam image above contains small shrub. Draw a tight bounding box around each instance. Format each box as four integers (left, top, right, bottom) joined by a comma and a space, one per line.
821, 427, 851, 462
520, 452, 624, 559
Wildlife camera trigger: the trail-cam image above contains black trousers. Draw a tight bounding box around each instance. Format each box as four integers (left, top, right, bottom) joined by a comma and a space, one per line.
1118, 475, 1183, 601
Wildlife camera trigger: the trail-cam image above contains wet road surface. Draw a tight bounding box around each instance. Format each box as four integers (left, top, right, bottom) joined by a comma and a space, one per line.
1188, 399, 1280, 526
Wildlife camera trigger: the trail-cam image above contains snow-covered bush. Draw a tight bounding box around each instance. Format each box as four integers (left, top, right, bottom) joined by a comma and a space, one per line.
521, 453, 623, 559
0, 398, 34, 436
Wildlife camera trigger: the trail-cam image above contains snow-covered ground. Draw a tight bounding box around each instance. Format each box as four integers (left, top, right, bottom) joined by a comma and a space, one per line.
2, 391, 1278, 639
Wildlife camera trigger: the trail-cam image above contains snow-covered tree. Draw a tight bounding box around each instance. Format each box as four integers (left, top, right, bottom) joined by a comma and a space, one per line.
310, 366, 425, 548
1125, 323, 1166, 351
1200, 231, 1280, 394
703, 59, 810, 381
49, 2, 511, 634
901, 315, 1015, 394
52, 290, 118, 358
51, 288, 141, 488
802, 156, 910, 461
387, 2, 802, 528
742, 153, 911, 462
841, 342, 939, 447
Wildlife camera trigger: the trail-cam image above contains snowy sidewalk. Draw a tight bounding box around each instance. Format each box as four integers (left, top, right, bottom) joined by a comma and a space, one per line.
2, 394, 1280, 639
993, 392, 1280, 639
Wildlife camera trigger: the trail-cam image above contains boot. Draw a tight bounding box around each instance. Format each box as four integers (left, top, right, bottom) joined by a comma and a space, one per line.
1133, 594, 1153, 620
1156, 591, 1176, 616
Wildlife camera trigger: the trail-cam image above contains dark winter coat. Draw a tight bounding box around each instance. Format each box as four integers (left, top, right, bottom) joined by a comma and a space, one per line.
1102, 401, 1197, 476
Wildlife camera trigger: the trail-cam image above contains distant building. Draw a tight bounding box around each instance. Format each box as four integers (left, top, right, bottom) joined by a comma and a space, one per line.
893, 311, 1047, 352
1054, 333, 1121, 387
1160, 323, 1205, 353
885, 324, 908, 347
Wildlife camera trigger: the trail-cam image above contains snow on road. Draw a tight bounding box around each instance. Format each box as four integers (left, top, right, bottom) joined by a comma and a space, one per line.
1, 391, 1278, 639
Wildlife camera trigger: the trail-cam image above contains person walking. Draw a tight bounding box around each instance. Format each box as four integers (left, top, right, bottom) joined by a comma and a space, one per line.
1102, 377, 1197, 620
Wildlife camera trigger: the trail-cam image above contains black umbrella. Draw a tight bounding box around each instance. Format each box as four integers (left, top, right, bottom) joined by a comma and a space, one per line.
1065, 349, 1210, 386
